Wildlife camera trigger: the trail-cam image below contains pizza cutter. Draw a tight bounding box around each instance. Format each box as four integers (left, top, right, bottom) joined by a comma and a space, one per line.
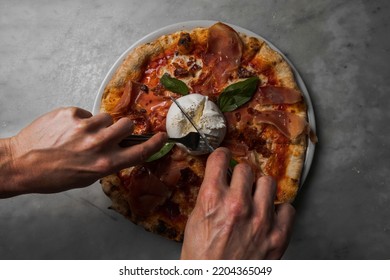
170, 96, 233, 178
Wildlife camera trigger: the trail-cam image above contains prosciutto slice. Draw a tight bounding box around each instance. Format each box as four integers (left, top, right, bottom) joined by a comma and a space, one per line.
127, 166, 172, 217
250, 110, 307, 140
205, 22, 243, 84
193, 22, 243, 94
254, 86, 302, 105
226, 107, 308, 140
112, 81, 142, 116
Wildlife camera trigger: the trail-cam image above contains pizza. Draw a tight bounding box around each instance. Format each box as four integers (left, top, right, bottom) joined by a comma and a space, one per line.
99, 22, 314, 241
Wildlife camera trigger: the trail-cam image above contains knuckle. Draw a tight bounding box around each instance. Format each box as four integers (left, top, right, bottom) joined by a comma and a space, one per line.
208, 147, 230, 163
252, 212, 270, 230
100, 112, 114, 125
62, 106, 78, 117
86, 135, 99, 147
285, 203, 296, 216
201, 176, 219, 189
74, 120, 89, 133
139, 145, 149, 162
58, 107, 83, 126
82, 134, 104, 150
199, 186, 218, 202
269, 229, 288, 252
258, 175, 276, 188
235, 162, 253, 176
136, 144, 150, 162
117, 116, 132, 127
94, 157, 114, 173
226, 196, 250, 219
197, 184, 223, 216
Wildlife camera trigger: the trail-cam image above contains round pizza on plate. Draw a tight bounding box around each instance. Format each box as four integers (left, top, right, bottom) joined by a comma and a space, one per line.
95, 21, 316, 241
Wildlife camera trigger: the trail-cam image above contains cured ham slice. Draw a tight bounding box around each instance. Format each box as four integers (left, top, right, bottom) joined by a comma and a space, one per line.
112, 81, 140, 116
251, 110, 307, 140
226, 108, 308, 140
254, 86, 302, 105
159, 150, 189, 187
224, 84, 307, 140
193, 22, 243, 94
126, 166, 172, 217
204, 22, 243, 85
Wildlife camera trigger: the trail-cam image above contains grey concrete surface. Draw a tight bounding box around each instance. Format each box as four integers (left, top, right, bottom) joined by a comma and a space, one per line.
0, 0, 389, 259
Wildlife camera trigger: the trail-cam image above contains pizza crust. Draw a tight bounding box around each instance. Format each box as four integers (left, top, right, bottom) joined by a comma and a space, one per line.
101, 41, 163, 113
101, 171, 184, 241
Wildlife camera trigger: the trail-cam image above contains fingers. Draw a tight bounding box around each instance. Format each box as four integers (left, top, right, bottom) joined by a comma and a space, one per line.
202, 148, 231, 191
84, 113, 114, 131
229, 163, 254, 200
78, 113, 132, 143
253, 176, 277, 206
274, 203, 295, 237
200, 149, 255, 201
115, 132, 167, 167
69, 108, 113, 133
101, 117, 133, 143
71, 107, 93, 119
84, 113, 165, 168
266, 203, 295, 259
253, 176, 277, 221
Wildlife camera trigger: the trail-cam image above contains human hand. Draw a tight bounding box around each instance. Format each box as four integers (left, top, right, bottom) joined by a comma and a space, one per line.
180, 148, 295, 259
1, 107, 166, 197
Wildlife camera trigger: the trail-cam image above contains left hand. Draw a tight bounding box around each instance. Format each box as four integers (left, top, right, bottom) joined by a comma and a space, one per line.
2, 107, 166, 197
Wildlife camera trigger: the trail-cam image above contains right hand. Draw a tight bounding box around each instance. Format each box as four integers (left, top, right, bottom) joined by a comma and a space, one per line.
181, 148, 295, 259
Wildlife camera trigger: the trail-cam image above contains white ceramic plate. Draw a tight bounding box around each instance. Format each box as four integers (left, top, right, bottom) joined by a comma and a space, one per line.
93, 20, 316, 187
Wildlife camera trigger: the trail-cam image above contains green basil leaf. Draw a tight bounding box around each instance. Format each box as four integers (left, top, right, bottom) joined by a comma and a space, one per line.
160, 73, 189, 95
217, 77, 260, 112
146, 142, 175, 162
229, 158, 238, 168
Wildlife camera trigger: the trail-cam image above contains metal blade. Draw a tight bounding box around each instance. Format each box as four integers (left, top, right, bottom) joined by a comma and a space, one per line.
170, 96, 215, 153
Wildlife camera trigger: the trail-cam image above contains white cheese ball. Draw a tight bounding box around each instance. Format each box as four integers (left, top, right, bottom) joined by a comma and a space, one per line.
166, 94, 226, 154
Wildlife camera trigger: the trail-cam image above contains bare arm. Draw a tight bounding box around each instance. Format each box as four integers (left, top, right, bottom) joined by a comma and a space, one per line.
0, 107, 167, 198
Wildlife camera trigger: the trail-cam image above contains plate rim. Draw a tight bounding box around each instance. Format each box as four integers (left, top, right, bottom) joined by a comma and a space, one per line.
93, 20, 316, 188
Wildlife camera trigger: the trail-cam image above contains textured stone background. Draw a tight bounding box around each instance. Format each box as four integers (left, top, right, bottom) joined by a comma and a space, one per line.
0, 0, 389, 259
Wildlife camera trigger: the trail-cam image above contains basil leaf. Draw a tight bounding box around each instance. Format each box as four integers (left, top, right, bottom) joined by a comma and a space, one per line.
160, 73, 189, 95
146, 142, 175, 162
217, 77, 260, 112
229, 158, 238, 168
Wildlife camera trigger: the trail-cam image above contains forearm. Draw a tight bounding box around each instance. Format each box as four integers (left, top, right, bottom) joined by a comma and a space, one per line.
0, 137, 21, 198
1, 135, 93, 197
0, 137, 46, 198
0, 137, 71, 198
